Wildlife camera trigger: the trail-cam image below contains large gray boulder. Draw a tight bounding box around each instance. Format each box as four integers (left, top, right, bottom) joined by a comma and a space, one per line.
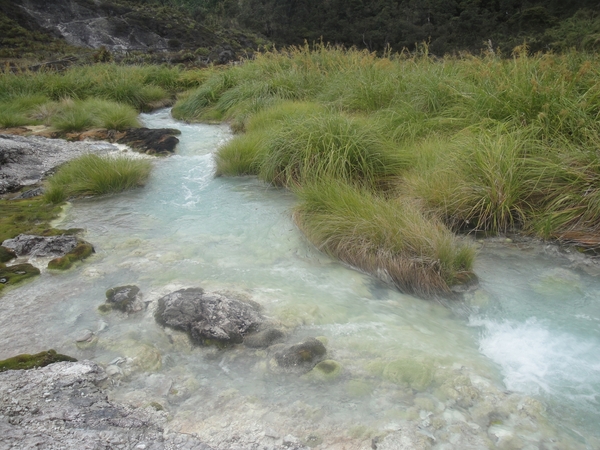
2, 234, 79, 258
155, 288, 265, 346
0, 360, 214, 449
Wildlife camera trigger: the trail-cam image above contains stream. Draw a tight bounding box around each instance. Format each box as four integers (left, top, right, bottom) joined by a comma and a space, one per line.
1, 108, 599, 449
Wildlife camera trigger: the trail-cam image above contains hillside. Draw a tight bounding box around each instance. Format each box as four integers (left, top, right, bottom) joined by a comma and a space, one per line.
2, 0, 600, 65
0, 0, 266, 64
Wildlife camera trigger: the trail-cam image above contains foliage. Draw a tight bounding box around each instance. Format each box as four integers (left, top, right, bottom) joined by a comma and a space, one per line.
43, 154, 153, 203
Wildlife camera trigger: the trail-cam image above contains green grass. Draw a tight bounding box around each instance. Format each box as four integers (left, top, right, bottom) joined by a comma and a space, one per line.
0, 198, 63, 243
46, 98, 141, 132
44, 154, 153, 203
183, 45, 600, 294
294, 182, 475, 296
0, 64, 208, 133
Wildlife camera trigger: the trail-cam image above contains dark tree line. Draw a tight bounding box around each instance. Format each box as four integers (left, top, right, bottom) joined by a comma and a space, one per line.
133, 0, 600, 54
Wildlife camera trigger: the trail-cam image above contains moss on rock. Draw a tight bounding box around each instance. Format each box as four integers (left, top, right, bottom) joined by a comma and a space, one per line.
383, 359, 434, 391
0, 262, 40, 292
0, 349, 76, 372
305, 359, 343, 382
47, 241, 94, 270
0, 246, 16, 263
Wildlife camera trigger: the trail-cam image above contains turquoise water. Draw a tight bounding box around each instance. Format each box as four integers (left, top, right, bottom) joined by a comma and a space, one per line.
1, 109, 598, 448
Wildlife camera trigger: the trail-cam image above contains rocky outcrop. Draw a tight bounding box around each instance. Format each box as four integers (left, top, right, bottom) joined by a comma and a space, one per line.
0, 133, 117, 194
155, 288, 266, 346
0, 360, 214, 449
101, 284, 144, 313
2, 234, 95, 270
2, 234, 79, 258
12, 0, 261, 64
18, 0, 169, 51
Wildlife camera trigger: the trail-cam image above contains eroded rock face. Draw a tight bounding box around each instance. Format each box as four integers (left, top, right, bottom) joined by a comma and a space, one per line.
2, 234, 79, 258
0, 134, 116, 194
19, 0, 169, 51
155, 288, 265, 346
0, 360, 214, 449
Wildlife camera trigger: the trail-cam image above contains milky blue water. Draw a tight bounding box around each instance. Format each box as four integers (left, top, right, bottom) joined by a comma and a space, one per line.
1, 109, 598, 448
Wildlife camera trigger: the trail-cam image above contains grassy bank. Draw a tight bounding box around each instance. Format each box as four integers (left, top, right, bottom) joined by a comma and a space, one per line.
0, 64, 206, 131
173, 44, 600, 295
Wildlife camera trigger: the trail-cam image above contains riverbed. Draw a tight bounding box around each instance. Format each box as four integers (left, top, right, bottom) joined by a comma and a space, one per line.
1, 109, 598, 449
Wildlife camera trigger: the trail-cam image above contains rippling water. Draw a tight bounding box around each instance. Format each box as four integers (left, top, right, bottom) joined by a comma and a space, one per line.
1, 109, 598, 449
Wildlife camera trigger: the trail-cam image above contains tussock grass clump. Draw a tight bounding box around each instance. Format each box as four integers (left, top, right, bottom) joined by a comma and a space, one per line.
47, 99, 140, 132
44, 154, 152, 203
257, 111, 407, 187
404, 125, 538, 233
217, 105, 408, 188
294, 182, 475, 296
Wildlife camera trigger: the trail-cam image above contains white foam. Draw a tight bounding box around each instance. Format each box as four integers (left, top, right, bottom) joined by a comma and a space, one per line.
471, 317, 600, 405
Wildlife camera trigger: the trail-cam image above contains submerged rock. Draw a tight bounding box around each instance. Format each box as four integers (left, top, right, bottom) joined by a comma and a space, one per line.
155, 288, 265, 346
0, 360, 214, 449
269, 338, 327, 374
102, 284, 143, 312
244, 327, 285, 348
305, 359, 343, 382
0, 349, 76, 372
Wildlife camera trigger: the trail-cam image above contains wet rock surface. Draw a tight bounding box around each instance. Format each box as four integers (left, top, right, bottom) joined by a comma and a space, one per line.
0, 360, 214, 449
155, 288, 265, 346
2, 234, 79, 258
269, 338, 327, 374
0, 134, 117, 194
71, 127, 181, 155
103, 284, 144, 312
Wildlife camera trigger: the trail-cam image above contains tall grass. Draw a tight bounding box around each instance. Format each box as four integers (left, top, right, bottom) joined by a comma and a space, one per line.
44, 154, 153, 204
193, 45, 600, 294
45, 99, 141, 132
0, 64, 206, 131
294, 182, 475, 296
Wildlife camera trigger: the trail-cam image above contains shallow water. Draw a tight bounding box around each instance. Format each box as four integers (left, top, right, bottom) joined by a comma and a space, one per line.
1, 109, 599, 449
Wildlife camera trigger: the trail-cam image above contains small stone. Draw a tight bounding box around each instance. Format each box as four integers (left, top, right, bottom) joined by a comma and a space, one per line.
75, 330, 94, 343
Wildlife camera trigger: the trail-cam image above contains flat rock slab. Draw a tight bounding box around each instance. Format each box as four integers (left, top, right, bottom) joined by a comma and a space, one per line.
0, 360, 214, 449
2, 234, 79, 258
155, 288, 265, 346
0, 134, 117, 194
